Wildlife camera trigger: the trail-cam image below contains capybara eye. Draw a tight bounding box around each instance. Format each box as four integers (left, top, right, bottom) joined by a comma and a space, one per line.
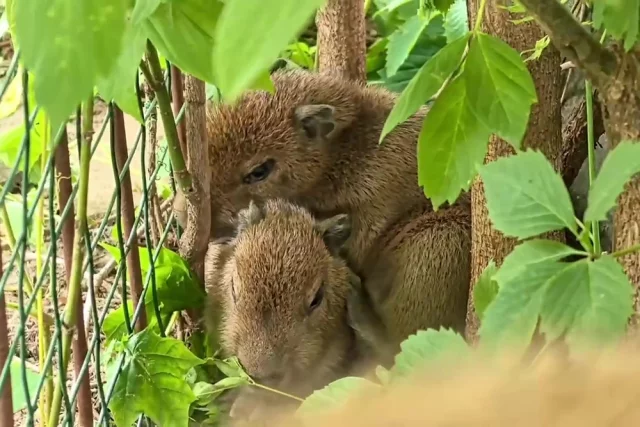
309, 284, 325, 312
243, 159, 275, 184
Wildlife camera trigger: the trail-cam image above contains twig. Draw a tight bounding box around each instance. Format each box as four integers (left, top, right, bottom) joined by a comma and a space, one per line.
141, 41, 193, 193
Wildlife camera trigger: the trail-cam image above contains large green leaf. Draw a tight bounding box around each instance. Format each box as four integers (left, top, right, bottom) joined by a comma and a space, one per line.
385, 12, 444, 78
144, 0, 223, 84
593, 0, 639, 51
380, 33, 470, 143
14, 0, 128, 133
418, 74, 491, 209
584, 141, 640, 223
109, 329, 204, 427
464, 33, 537, 149
390, 328, 469, 380
479, 149, 577, 239
541, 256, 633, 349
296, 377, 379, 416
97, 22, 147, 122
214, 0, 325, 101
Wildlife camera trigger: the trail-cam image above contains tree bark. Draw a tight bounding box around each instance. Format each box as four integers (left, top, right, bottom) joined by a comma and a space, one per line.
315, 0, 367, 84
465, 1, 565, 341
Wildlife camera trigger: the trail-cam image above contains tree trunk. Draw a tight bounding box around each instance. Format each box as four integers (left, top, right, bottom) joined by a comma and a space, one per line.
599, 47, 640, 327
465, 1, 565, 341
315, 0, 367, 84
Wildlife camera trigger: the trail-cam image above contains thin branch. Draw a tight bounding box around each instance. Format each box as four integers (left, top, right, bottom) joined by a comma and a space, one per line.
141, 41, 193, 193
518, 0, 618, 85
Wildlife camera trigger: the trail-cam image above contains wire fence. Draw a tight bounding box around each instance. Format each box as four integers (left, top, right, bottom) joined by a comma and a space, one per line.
0, 47, 189, 426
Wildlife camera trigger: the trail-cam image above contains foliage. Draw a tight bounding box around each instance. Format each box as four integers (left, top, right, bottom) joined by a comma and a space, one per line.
367, 0, 467, 92
109, 328, 204, 427
99, 244, 206, 343
592, 0, 640, 51
10, 358, 41, 413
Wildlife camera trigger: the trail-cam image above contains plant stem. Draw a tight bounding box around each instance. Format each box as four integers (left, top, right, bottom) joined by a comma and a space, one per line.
36, 113, 53, 423
585, 78, 601, 255
141, 41, 193, 194
47, 95, 94, 427
473, 0, 489, 33
164, 311, 180, 336
250, 382, 304, 402
611, 243, 640, 259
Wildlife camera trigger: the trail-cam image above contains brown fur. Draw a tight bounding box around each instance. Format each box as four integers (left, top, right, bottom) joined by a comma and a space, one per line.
178, 68, 472, 348
275, 343, 640, 426
204, 199, 375, 422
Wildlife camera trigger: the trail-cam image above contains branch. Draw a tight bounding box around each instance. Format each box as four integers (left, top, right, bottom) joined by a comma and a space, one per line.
518, 0, 618, 85
141, 41, 193, 193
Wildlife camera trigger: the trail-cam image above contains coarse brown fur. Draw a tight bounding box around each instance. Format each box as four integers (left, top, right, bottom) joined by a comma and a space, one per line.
203, 199, 375, 422
177, 68, 472, 348
277, 343, 640, 426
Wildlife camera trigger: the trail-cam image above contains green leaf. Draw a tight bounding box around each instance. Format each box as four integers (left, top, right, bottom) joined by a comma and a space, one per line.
390, 328, 469, 380
214, 0, 325, 101
144, 0, 223, 84
593, 0, 639, 51
380, 32, 469, 143
433, 0, 456, 13
97, 21, 147, 122
248, 70, 275, 93
443, 0, 468, 43
478, 239, 581, 353
479, 261, 564, 353
296, 377, 379, 416
11, 358, 41, 413
386, 12, 443, 78
473, 260, 499, 320
584, 141, 640, 223
540, 256, 633, 348
213, 356, 250, 380
464, 33, 537, 148
495, 239, 584, 285
0, 110, 46, 173
193, 377, 248, 406
379, 29, 447, 93
418, 74, 491, 209
100, 243, 205, 342
109, 329, 204, 427
14, 0, 128, 133
479, 149, 577, 239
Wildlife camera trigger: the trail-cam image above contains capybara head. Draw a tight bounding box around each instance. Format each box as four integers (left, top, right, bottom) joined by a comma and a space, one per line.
204, 199, 360, 420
